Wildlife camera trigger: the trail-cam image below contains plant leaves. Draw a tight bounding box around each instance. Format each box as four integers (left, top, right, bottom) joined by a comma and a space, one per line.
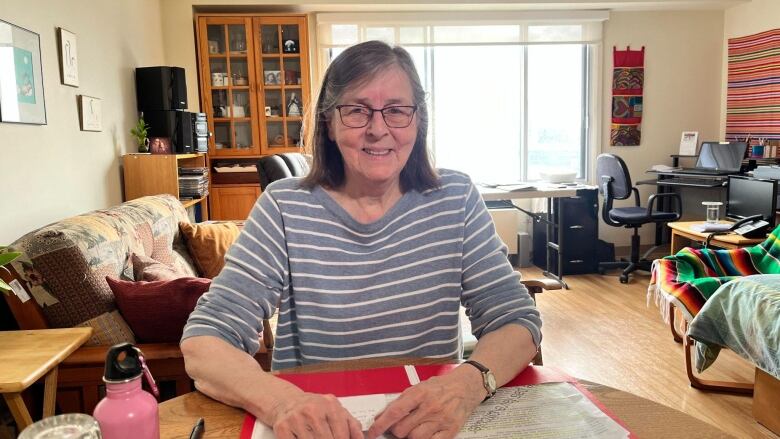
0, 279, 13, 293
0, 252, 21, 266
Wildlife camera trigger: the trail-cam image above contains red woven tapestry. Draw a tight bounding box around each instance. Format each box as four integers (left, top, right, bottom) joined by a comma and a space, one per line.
726, 28, 780, 150
610, 46, 645, 146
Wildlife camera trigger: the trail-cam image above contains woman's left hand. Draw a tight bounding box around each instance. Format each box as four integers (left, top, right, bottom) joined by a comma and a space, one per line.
366, 366, 485, 439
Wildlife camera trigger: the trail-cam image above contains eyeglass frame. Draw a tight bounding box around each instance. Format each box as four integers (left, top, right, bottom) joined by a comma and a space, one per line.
334, 104, 418, 128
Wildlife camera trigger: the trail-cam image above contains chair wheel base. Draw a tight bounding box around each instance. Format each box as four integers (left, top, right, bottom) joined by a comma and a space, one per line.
619, 274, 629, 283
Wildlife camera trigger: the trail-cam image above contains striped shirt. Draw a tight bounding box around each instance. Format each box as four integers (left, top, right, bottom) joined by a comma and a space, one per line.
182, 169, 542, 370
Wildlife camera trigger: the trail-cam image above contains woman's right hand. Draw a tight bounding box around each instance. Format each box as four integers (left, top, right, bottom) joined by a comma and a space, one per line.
269, 391, 364, 439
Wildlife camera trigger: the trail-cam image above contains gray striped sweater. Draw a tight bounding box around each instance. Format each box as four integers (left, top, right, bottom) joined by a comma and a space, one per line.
182, 169, 542, 370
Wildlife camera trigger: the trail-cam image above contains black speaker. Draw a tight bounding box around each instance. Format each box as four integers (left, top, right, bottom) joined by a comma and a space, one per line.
144, 110, 194, 153
135, 66, 187, 111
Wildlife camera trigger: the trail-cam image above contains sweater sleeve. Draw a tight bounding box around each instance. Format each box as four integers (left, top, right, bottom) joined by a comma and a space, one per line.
181, 190, 289, 355
459, 179, 543, 347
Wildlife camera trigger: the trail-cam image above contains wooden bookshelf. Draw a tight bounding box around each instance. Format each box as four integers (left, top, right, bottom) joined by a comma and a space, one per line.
122, 153, 209, 221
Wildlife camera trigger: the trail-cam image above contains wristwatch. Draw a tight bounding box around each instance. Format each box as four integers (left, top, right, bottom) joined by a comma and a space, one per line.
464, 360, 497, 400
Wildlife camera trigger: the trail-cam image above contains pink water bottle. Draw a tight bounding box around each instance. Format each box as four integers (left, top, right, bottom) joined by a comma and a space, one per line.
93, 343, 160, 439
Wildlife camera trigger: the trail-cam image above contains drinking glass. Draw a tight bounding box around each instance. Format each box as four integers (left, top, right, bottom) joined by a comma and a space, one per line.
702, 201, 722, 224
18, 414, 102, 439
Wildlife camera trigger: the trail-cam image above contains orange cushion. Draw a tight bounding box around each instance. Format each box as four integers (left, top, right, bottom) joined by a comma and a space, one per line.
179, 222, 241, 278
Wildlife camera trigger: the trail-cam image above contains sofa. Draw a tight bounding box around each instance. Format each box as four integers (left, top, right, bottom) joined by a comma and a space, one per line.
1, 194, 272, 414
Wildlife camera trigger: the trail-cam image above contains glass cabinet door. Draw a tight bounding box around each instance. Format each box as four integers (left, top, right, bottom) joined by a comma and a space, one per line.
255, 17, 310, 154
199, 17, 260, 156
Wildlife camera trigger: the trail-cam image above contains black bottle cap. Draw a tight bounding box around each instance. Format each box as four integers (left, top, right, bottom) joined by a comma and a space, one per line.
103, 343, 142, 382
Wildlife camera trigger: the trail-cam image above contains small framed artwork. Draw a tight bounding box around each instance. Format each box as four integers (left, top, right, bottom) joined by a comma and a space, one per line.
149, 137, 172, 154
265, 70, 280, 85
679, 131, 699, 156
58, 28, 79, 87
283, 39, 299, 53
79, 95, 102, 131
0, 19, 47, 125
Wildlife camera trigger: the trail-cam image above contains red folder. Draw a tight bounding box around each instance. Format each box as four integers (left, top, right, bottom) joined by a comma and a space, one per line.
240, 365, 635, 438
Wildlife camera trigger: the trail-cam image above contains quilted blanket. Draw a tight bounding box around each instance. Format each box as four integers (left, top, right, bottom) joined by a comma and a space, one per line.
649, 224, 780, 322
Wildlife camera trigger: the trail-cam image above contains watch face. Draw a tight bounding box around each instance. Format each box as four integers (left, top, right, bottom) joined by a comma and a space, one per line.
486, 372, 497, 392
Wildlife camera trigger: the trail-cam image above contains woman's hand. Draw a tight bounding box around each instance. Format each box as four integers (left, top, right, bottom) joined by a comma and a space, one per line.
366, 366, 485, 439
269, 391, 364, 439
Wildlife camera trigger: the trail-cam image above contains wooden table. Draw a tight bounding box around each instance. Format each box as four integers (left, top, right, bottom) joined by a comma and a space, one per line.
159, 359, 733, 438
0, 328, 92, 431
667, 221, 764, 254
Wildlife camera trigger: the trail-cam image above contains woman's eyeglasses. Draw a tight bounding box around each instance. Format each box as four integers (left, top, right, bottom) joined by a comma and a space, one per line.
335, 105, 417, 128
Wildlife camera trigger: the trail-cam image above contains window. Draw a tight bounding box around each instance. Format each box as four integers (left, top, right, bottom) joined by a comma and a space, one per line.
317, 13, 604, 182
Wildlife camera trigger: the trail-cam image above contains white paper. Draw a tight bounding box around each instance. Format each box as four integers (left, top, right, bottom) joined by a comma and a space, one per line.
250, 382, 629, 438
679, 131, 699, 156
9, 279, 30, 303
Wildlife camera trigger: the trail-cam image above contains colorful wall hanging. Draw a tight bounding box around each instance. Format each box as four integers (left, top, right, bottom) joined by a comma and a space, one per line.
610, 46, 645, 146
725, 28, 780, 153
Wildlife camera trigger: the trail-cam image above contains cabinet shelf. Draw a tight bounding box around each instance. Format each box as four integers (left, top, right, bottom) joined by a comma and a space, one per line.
181, 196, 208, 209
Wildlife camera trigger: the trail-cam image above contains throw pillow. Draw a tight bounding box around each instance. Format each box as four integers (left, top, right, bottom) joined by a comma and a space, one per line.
131, 253, 190, 282
179, 222, 241, 278
106, 276, 211, 343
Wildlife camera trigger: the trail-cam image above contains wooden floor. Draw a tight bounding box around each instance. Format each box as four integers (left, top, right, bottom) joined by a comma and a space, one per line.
521, 266, 778, 439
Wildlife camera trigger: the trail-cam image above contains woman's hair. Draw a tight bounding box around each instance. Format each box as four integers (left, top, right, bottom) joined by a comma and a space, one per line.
301, 40, 439, 192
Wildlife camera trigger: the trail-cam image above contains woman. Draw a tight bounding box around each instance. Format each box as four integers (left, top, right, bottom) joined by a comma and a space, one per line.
181, 40, 541, 439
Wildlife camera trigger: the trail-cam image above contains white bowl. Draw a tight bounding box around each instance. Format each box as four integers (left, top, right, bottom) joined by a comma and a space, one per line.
540, 171, 577, 183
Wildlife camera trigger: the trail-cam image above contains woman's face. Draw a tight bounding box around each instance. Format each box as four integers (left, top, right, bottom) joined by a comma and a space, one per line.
327, 66, 418, 191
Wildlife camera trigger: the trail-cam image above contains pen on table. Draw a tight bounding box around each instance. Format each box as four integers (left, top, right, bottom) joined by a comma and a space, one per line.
189, 417, 205, 439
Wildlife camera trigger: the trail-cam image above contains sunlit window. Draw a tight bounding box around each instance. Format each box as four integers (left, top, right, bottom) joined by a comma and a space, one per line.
319, 21, 594, 183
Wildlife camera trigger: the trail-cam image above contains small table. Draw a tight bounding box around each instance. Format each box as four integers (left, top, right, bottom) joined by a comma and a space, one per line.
0, 328, 92, 431
667, 221, 764, 254
159, 359, 732, 438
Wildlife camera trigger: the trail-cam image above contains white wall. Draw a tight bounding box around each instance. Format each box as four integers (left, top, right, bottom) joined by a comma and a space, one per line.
719, 0, 780, 136
600, 10, 724, 246
0, 0, 165, 243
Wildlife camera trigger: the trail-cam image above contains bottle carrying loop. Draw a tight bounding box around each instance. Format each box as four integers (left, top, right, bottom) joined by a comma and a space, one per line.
138, 351, 159, 398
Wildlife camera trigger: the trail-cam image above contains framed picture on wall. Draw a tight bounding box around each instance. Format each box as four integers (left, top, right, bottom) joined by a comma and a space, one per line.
58, 28, 79, 87
0, 19, 47, 125
79, 95, 102, 131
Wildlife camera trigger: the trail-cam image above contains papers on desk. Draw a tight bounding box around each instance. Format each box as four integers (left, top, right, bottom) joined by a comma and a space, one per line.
242, 366, 632, 439
480, 182, 536, 192
691, 223, 732, 233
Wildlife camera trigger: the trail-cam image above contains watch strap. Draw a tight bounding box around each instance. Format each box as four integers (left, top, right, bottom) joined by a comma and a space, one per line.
463, 360, 496, 400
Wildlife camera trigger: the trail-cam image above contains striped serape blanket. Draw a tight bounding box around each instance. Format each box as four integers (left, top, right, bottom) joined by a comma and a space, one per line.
648, 224, 780, 322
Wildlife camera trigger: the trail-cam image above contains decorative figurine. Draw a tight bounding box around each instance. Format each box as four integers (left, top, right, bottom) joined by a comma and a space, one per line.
287, 92, 301, 116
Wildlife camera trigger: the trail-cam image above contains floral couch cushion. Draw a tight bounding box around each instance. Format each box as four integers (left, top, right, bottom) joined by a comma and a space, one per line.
8, 194, 199, 346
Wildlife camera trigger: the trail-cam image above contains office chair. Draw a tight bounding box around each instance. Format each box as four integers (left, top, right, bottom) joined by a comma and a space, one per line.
257, 153, 311, 190
596, 153, 682, 283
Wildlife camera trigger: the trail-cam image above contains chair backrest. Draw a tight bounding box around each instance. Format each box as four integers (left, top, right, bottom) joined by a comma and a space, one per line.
257, 153, 311, 191
279, 153, 310, 177
596, 154, 633, 200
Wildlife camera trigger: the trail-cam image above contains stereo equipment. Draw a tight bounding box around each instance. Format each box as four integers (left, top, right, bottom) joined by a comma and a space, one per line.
144, 110, 194, 153
135, 66, 187, 111
192, 113, 208, 153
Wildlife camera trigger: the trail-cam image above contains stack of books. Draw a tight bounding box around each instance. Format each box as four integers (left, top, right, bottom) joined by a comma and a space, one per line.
178, 167, 209, 199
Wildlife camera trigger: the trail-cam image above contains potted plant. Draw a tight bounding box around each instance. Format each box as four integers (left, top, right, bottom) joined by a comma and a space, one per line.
0, 246, 21, 295
130, 116, 150, 153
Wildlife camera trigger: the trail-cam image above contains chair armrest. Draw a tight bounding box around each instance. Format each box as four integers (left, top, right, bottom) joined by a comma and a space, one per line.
63, 343, 184, 366
646, 192, 682, 219
520, 278, 562, 291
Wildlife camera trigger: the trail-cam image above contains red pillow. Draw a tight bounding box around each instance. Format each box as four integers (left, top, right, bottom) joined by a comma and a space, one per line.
106, 276, 211, 343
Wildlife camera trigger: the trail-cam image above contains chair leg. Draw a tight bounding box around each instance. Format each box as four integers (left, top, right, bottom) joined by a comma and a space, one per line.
682, 320, 753, 394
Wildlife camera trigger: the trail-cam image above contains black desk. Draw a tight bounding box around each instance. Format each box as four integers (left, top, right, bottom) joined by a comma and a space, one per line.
638, 171, 734, 243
